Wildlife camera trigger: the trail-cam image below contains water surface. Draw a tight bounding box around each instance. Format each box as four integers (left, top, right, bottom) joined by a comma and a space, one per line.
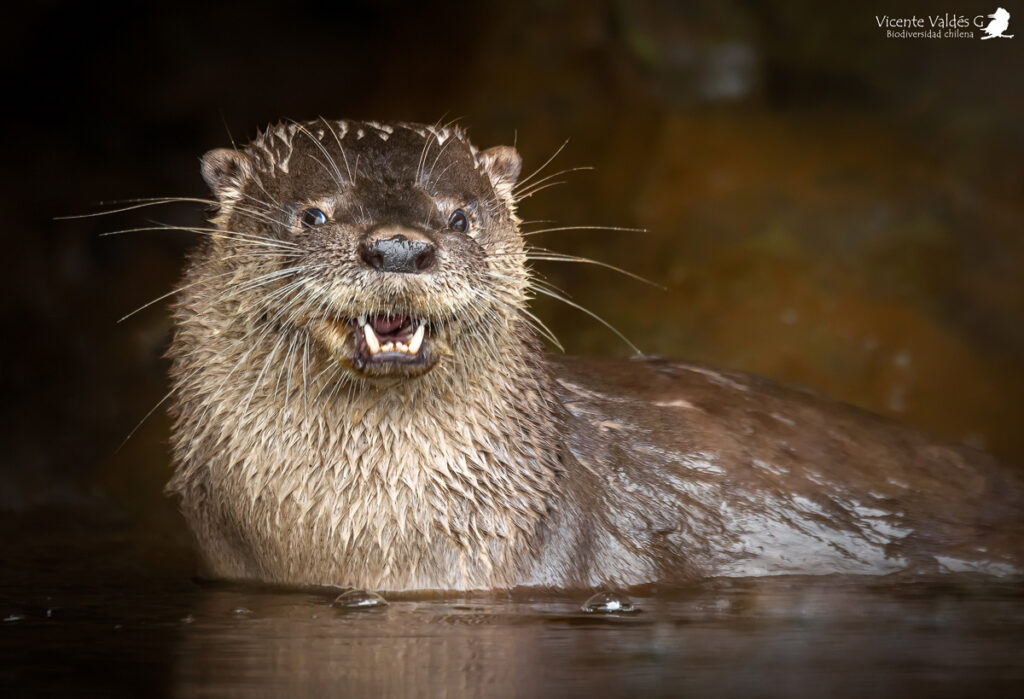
2, 513, 1022, 697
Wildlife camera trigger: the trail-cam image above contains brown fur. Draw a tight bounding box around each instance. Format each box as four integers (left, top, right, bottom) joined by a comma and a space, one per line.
166, 119, 1024, 591
168, 121, 567, 589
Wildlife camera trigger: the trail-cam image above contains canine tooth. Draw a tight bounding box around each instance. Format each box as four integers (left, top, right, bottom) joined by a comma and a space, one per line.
381, 342, 394, 353
408, 323, 426, 354
362, 323, 380, 354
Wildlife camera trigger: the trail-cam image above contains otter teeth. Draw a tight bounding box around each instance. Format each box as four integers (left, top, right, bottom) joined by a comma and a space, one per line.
360, 320, 427, 356
362, 323, 381, 354
408, 323, 425, 354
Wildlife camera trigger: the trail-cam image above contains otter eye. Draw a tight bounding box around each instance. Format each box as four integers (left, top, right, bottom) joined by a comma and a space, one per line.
300, 207, 327, 229
448, 209, 469, 233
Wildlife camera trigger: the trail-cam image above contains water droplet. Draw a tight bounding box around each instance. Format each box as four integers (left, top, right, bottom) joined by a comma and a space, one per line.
232, 607, 252, 616
581, 591, 637, 614
332, 589, 387, 609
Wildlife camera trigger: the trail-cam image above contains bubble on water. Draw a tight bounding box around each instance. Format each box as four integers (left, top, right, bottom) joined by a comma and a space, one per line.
581, 591, 637, 614
332, 589, 388, 609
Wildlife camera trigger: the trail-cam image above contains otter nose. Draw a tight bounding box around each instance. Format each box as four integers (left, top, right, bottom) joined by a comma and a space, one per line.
358, 227, 437, 274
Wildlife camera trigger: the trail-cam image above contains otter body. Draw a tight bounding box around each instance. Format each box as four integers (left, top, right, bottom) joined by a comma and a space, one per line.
166, 120, 1023, 591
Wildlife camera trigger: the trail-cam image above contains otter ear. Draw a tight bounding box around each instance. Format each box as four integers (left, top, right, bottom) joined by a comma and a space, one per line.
201, 148, 252, 201
478, 145, 522, 200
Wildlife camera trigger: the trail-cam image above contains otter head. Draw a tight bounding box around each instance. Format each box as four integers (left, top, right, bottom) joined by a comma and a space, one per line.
200, 120, 525, 382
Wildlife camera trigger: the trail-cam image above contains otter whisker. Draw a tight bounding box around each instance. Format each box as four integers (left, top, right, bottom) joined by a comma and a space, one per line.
230, 206, 289, 229
212, 267, 307, 299
100, 223, 300, 251
206, 285, 312, 405
306, 152, 346, 190
515, 219, 557, 228
118, 270, 238, 323
511, 166, 593, 198
429, 160, 459, 188
529, 286, 642, 355
115, 385, 179, 453
415, 116, 446, 184
293, 120, 346, 190
242, 325, 291, 414
520, 224, 648, 238
514, 171, 597, 203
486, 244, 661, 300
513, 180, 567, 202
274, 333, 299, 403
201, 274, 306, 318
55, 196, 219, 219
423, 135, 458, 187
521, 248, 663, 289
517, 307, 564, 351
302, 332, 311, 402
237, 192, 292, 220
514, 138, 569, 190
245, 170, 289, 217
323, 119, 356, 184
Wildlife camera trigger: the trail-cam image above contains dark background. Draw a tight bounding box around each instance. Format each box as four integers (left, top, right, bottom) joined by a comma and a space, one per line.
2, 0, 1022, 527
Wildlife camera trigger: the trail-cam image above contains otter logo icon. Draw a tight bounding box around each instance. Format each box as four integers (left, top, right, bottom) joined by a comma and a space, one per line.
981, 7, 1014, 39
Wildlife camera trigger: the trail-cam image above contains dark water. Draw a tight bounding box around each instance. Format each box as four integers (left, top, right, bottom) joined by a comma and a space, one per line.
2, 513, 1022, 698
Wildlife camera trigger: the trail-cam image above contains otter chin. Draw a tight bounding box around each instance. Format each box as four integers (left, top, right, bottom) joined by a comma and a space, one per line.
165, 119, 1024, 592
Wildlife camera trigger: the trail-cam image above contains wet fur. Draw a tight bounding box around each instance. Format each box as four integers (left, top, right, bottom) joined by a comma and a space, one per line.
166, 120, 1024, 591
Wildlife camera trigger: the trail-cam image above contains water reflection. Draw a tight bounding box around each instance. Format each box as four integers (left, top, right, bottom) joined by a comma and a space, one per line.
164, 578, 1024, 697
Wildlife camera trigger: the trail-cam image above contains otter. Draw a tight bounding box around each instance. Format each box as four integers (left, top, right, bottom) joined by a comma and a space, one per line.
166, 119, 1023, 591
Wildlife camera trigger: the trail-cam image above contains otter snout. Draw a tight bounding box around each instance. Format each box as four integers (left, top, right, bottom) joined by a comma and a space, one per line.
358, 226, 437, 274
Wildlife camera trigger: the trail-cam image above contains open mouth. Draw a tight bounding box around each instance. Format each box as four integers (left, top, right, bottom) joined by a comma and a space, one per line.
349, 313, 436, 375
